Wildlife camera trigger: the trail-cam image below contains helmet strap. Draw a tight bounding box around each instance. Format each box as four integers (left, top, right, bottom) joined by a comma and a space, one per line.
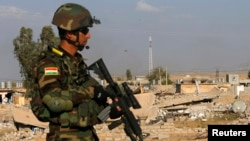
65, 32, 85, 51
75, 32, 85, 51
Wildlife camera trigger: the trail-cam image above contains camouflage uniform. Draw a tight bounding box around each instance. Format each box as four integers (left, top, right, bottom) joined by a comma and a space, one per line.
30, 3, 105, 141
31, 46, 104, 141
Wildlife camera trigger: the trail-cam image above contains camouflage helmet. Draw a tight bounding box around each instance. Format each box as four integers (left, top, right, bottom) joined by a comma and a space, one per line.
52, 3, 93, 31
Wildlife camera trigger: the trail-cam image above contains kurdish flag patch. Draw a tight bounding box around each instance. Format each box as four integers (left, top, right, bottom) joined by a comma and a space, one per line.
44, 67, 59, 75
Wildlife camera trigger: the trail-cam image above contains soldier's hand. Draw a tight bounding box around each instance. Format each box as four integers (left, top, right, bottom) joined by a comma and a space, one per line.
109, 97, 123, 119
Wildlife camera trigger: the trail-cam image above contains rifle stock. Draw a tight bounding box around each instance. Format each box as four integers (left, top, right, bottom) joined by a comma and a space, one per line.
88, 58, 144, 141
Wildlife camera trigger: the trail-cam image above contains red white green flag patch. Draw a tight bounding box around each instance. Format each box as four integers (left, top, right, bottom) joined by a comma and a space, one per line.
44, 67, 59, 75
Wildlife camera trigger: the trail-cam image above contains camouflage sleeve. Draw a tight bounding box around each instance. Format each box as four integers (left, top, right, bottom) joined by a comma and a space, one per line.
70, 76, 100, 104
36, 59, 73, 113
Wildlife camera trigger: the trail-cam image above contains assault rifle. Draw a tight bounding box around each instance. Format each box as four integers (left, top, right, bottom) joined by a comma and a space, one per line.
88, 58, 144, 141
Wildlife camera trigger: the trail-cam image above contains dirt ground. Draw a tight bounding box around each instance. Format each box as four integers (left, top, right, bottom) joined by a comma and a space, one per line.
0, 85, 250, 141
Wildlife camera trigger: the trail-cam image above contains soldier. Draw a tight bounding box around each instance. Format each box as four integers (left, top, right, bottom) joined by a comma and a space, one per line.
30, 3, 109, 141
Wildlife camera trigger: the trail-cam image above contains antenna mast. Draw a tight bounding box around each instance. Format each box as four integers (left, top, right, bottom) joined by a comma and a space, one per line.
149, 36, 153, 75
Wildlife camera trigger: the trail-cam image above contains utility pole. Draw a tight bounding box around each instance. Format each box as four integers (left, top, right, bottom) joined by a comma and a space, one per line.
166, 66, 168, 85
148, 36, 153, 75
159, 67, 161, 85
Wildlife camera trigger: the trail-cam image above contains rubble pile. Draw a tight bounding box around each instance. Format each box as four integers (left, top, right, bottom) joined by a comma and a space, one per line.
144, 86, 250, 125
0, 85, 249, 140
2, 130, 36, 141
0, 105, 46, 141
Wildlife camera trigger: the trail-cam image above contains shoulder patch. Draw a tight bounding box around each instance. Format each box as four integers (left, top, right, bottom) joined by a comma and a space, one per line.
44, 67, 59, 75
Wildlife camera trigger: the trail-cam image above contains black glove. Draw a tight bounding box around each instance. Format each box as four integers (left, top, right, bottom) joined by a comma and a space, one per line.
109, 103, 123, 119
93, 85, 109, 105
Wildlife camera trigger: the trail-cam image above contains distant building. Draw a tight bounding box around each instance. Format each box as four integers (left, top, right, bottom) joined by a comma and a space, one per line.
135, 76, 149, 84
0, 89, 14, 104
226, 74, 239, 85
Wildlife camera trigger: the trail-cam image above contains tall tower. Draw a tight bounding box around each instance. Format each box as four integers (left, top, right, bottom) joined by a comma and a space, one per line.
149, 36, 153, 75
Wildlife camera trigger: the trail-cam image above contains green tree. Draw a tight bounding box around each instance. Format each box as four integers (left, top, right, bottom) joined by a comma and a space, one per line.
40, 25, 60, 47
13, 26, 58, 89
13, 27, 39, 88
126, 69, 132, 80
146, 66, 172, 85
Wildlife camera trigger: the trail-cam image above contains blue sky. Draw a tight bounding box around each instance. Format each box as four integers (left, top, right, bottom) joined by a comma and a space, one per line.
0, 0, 250, 81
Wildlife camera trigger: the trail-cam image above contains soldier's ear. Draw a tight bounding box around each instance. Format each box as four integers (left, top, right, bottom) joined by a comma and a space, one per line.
65, 31, 75, 40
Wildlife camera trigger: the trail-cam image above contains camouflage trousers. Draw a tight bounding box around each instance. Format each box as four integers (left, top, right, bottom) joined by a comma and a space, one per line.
46, 123, 99, 141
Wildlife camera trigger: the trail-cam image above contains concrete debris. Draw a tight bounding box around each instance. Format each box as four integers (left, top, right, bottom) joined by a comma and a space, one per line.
135, 85, 250, 126
0, 84, 250, 140
0, 105, 47, 141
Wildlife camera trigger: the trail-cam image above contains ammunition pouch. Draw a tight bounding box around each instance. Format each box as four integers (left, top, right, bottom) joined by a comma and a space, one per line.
77, 100, 103, 127
58, 100, 103, 128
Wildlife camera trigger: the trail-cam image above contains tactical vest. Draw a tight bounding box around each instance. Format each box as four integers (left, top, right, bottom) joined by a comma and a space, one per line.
30, 46, 99, 122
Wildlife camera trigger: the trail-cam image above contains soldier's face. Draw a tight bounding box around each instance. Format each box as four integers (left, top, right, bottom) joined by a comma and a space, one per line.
78, 27, 91, 46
